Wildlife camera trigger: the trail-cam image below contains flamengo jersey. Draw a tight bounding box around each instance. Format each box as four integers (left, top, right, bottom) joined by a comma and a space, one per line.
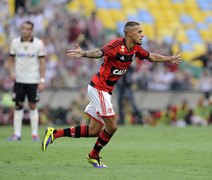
90, 38, 149, 92
10, 37, 45, 84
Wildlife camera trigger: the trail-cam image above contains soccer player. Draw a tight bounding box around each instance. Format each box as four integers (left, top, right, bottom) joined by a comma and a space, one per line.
7, 21, 46, 141
42, 21, 181, 168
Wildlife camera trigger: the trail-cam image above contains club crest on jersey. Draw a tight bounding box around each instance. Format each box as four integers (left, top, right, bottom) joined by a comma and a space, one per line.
120, 45, 125, 52
107, 108, 113, 114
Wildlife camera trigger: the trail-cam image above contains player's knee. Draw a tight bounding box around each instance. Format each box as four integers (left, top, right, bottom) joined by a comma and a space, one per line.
111, 125, 118, 134
29, 102, 36, 110
15, 102, 23, 110
106, 125, 117, 135
89, 126, 102, 137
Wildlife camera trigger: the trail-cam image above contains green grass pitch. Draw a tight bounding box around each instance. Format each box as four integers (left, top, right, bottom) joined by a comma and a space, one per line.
0, 125, 212, 180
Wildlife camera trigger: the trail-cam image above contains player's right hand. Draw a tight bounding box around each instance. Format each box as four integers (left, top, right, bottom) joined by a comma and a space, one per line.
10, 73, 16, 81
38, 82, 45, 92
67, 44, 84, 58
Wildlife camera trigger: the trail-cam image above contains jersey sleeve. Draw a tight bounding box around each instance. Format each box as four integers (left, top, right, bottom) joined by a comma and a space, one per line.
136, 46, 149, 60
9, 39, 16, 57
100, 39, 118, 58
38, 40, 46, 58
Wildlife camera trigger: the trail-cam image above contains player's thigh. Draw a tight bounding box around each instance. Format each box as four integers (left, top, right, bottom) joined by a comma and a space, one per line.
12, 82, 26, 103
26, 84, 39, 104
89, 117, 104, 137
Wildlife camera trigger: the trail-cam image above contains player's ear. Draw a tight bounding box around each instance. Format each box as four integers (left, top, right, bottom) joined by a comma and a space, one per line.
128, 31, 133, 37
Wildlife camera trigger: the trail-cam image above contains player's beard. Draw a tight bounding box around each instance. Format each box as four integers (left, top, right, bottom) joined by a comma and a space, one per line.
137, 41, 142, 45
137, 38, 142, 45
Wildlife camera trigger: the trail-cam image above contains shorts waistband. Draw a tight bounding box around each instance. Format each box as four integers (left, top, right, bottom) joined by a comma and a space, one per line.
89, 81, 112, 95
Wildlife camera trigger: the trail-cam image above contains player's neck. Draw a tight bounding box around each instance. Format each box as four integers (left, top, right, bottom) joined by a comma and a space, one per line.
124, 37, 135, 51
21, 36, 33, 42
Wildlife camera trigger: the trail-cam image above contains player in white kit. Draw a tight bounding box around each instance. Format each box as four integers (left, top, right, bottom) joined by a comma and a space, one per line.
7, 21, 46, 141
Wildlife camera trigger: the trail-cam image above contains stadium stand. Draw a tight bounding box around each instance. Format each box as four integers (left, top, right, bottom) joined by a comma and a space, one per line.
66, 0, 212, 64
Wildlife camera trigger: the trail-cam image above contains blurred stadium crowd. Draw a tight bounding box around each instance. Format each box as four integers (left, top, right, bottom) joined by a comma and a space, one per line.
0, 0, 211, 125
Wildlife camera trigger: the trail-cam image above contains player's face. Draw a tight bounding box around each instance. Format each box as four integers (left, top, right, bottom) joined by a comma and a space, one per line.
21, 23, 33, 39
131, 25, 144, 45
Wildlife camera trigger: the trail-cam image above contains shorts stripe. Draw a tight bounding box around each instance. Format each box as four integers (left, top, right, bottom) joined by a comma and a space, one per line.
97, 90, 107, 116
85, 112, 104, 126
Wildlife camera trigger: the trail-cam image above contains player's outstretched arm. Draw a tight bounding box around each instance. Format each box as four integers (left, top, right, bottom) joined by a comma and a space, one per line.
148, 52, 181, 64
67, 44, 103, 59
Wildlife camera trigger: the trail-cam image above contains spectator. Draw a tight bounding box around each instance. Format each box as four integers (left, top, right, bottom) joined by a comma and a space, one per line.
86, 10, 103, 47
116, 66, 142, 125
148, 64, 175, 91
197, 70, 212, 100
192, 42, 212, 70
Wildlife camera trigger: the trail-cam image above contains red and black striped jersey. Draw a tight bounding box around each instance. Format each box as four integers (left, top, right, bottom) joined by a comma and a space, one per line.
90, 38, 149, 92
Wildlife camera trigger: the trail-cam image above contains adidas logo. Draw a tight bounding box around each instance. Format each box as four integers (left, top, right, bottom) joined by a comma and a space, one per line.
120, 56, 125, 61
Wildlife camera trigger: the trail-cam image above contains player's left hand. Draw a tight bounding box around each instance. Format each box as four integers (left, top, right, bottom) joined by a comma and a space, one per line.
67, 44, 84, 58
38, 83, 45, 92
170, 52, 181, 64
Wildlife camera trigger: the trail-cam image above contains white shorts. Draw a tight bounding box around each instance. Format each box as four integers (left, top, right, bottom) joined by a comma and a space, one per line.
84, 85, 115, 125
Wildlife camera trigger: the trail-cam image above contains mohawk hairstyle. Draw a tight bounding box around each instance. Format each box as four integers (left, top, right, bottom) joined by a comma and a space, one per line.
124, 21, 140, 28
124, 21, 140, 35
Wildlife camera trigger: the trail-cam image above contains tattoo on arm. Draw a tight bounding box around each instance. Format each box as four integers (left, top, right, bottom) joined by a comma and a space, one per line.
83, 49, 103, 58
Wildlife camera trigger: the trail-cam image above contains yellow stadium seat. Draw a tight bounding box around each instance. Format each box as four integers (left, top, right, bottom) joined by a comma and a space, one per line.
160, 0, 172, 9
97, 9, 117, 29
184, 0, 197, 4
172, 43, 180, 54
0, 34, 5, 46
134, 1, 148, 9
163, 9, 179, 22
172, 3, 185, 14
66, 0, 81, 12
147, 0, 159, 9
176, 29, 189, 43
121, 0, 135, 9
123, 7, 137, 16
160, 28, 173, 37
188, 10, 204, 22
202, 11, 212, 17
181, 51, 195, 61
110, 9, 127, 22
199, 30, 212, 42
150, 10, 166, 22
184, 0, 198, 9
169, 21, 183, 30
142, 24, 154, 39
80, 0, 95, 16
155, 21, 168, 29
193, 43, 206, 57
191, 60, 203, 67
103, 19, 116, 30
97, 9, 109, 22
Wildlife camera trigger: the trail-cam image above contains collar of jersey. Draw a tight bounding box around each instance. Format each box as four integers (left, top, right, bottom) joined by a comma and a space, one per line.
21, 36, 34, 42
